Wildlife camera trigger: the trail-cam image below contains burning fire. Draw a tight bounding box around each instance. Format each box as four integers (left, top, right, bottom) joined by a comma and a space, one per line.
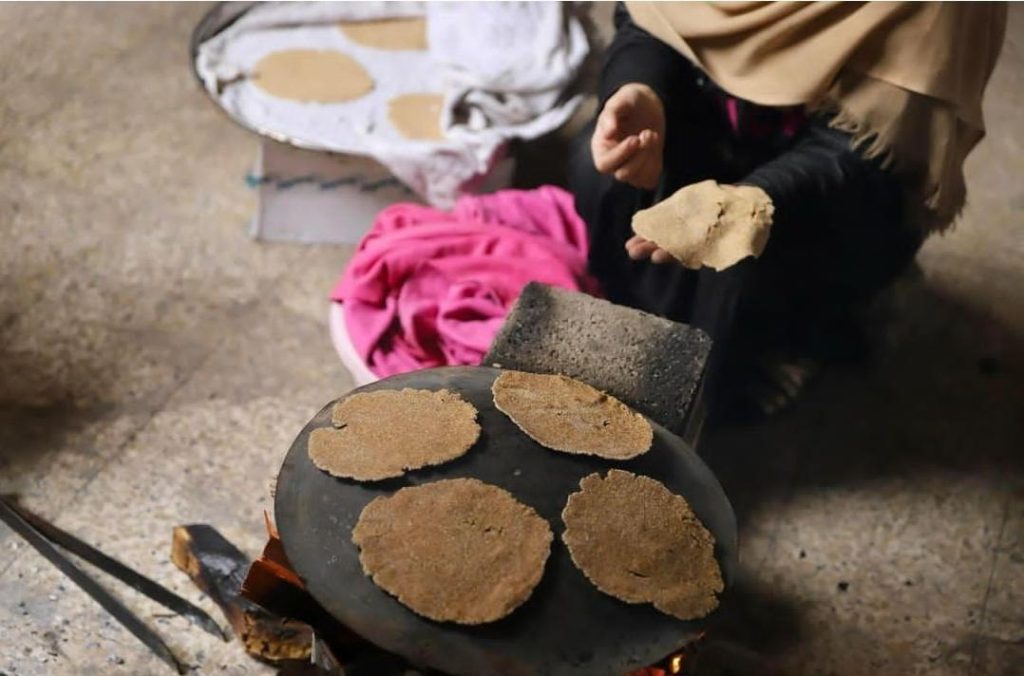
627, 652, 684, 675
627, 651, 686, 675
627, 631, 705, 675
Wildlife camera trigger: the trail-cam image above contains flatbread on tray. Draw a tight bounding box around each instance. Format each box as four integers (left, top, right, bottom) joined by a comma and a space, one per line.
252, 49, 374, 103
338, 17, 428, 51
308, 388, 480, 481
491, 370, 652, 460
388, 93, 445, 140
352, 478, 553, 624
561, 469, 723, 620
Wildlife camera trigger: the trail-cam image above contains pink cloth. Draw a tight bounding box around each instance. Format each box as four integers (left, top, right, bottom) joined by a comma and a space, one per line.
332, 186, 601, 377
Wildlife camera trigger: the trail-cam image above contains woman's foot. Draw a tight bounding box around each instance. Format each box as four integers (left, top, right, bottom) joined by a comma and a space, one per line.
742, 352, 821, 419
711, 313, 865, 423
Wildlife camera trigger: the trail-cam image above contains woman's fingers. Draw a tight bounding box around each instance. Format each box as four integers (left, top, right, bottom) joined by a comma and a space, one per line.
650, 248, 675, 264
596, 108, 619, 140
614, 148, 650, 184
635, 130, 662, 189
593, 87, 664, 178
637, 129, 659, 147
625, 237, 660, 260
593, 134, 640, 174
624, 236, 647, 253
604, 89, 634, 123
596, 93, 634, 142
625, 236, 675, 264
612, 131, 652, 179
615, 148, 662, 190
607, 130, 661, 188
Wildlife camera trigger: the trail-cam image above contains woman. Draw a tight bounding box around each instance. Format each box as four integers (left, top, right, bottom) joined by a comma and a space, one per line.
569, 2, 1006, 419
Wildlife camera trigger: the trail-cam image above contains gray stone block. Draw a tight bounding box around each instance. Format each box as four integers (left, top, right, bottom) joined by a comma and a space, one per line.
484, 283, 712, 441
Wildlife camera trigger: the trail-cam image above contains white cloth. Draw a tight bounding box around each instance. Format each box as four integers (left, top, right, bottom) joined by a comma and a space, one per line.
196, 1, 587, 207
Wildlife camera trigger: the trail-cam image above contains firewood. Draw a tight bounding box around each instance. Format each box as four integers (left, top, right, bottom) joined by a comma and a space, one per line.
170, 525, 312, 662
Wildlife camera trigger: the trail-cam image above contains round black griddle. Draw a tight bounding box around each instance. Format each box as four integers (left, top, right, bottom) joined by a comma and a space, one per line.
275, 367, 737, 676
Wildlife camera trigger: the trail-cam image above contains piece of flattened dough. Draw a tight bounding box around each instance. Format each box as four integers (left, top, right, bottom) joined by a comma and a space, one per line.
492, 370, 652, 460
562, 469, 724, 620
631, 179, 773, 272
352, 478, 553, 624
251, 49, 374, 103
388, 93, 445, 140
339, 17, 428, 51
308, 388, 480, 481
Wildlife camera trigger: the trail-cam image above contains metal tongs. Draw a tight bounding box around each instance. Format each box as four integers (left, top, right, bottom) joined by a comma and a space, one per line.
0, 496, 227, 674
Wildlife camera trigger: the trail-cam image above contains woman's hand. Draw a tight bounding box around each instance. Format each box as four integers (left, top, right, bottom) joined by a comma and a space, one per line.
591, 83, 665, 190
625, 235, 675, 264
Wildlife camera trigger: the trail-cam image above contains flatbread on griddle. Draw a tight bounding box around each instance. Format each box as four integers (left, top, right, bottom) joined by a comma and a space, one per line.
308, 388, 479, 481
561, 469, 723, 620
491, 370, 652, 460
352, 478, 553, 624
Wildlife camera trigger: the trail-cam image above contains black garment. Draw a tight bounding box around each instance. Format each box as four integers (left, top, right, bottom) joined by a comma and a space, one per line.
568, 4, 923, 415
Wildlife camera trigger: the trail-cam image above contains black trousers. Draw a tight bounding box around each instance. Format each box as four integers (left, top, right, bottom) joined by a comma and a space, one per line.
567, 94, 923, 414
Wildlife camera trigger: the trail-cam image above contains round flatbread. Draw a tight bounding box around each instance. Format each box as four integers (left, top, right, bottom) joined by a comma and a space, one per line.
339, 17, 428, 51
562, 469, 723, 620
491, 371, 652, 460
308, 389, 480, 481
388, 93, 445, 140
252, 49, 374, 103
352, 478, 553, 624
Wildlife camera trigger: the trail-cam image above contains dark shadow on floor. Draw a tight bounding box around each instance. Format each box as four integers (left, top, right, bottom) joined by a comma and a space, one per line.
701, 270, 1024, 526
0, 309, 132, 537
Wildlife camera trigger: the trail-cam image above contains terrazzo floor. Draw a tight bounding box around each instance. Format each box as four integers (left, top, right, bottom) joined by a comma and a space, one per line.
1, 3, 1021, 675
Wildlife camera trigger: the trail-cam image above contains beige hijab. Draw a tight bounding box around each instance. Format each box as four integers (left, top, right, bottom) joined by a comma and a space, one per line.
626, 2, 1007, 232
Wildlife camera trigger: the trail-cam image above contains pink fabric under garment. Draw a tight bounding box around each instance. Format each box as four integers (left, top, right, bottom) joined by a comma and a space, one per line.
332, 186, 601, 377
